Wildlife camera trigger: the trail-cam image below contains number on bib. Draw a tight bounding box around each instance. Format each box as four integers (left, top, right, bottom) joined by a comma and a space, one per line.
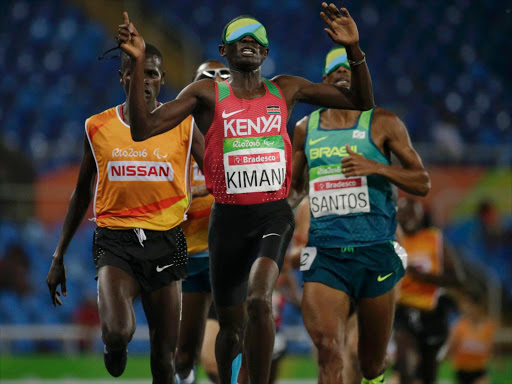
300, 247, 317, 271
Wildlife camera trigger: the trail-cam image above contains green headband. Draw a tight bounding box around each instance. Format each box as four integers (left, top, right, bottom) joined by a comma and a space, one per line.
324, 46, 350, 75
222, 16, 269, 47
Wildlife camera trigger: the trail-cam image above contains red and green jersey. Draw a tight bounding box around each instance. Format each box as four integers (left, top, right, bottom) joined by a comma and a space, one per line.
204, 79, 292, 205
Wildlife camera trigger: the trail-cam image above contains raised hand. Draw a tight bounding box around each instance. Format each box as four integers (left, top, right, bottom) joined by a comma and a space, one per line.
341, 145, 379, 177
118, 12, 145, 60
46, 258, 67, 307
320, 3, 359, 46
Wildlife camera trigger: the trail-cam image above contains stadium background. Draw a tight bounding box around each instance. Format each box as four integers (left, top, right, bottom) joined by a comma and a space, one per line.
0, 0, 510, 382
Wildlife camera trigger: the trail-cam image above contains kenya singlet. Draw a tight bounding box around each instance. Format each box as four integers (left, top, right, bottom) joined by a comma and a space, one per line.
203, 79, 292, 205
305, 108, 396, 247
398, 228, 443, 311
86, 105, 193, 230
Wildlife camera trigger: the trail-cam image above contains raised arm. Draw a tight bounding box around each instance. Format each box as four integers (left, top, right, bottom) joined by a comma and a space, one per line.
118, 13, 208, 140
341, 110, 430, 196
288, 117, 309, 208
46, 134, 96, 306
275, 4, 373, 112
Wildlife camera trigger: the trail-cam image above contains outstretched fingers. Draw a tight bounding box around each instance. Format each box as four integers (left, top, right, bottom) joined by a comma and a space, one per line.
328, 3, 342, 18
48, 284, 62, 307
339, 7, 351, 18
320, 11, 334, 28
321, 2, 336, 20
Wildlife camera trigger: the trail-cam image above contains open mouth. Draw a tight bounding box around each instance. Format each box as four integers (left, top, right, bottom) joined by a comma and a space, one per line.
144, 89, 152, 98
336, 79, 350, 87
241, 47, 256, 57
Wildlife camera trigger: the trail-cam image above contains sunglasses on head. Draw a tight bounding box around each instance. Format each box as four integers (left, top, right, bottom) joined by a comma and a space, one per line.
195, 68, 231, 81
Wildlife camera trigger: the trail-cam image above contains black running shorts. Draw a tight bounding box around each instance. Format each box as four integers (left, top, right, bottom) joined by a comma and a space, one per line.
92, 226, 188, 293
209, 199, 294, 307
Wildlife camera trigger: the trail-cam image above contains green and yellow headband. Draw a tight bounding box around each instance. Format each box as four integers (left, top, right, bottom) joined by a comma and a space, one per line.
324, 46, 350, 75
222, 16, 269, 47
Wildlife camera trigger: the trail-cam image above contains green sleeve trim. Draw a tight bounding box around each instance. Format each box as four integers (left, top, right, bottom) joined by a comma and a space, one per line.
307, 109, 322, 132
358, 107, 375, 131
262, 78, 282, 99
217, 81, 231, 102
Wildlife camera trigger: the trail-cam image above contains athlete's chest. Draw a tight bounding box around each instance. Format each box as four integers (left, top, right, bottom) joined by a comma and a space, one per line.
216, 101, 285, 139
307, 127, 361, 162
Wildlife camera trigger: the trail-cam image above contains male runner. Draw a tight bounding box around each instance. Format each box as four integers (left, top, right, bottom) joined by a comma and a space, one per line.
286, 197, 406, 384
46, 44, 204, 384
394, 197, 464, 384
118, 4, 374, 383
175, 60, 230, 384
289, 46, 430, 383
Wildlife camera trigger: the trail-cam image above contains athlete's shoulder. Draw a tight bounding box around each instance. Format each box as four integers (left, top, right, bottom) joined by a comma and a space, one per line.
295, 115, 309, 130
372, 107, 400, 124
271, 74, 306, 86
86, 106, 118, 129
371, 107, 407, 136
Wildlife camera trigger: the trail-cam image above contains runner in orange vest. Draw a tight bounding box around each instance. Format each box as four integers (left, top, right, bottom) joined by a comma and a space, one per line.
394, 197, 465, 384
46, 43, 204, 383
448, 289, 496, 384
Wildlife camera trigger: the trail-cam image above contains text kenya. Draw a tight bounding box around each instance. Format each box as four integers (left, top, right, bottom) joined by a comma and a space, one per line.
224, 115, 281, 136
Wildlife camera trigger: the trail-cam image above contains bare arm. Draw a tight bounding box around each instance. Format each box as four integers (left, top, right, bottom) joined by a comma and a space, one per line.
118, 13, 209, 141
191, 125, 204, 173
288, 117, 309, 208
342, 111, 430, 196
46, 134, 96, 306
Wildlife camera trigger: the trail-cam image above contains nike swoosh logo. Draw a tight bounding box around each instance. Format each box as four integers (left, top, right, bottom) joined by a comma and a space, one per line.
309, 136, 328, 145
156, 263, 174, 272
222, 109, 245, 118
262, 233, 281, 239
377, 272, 393, 282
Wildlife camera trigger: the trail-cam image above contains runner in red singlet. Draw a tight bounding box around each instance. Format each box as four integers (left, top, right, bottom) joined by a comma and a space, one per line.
117, 4, 374, 383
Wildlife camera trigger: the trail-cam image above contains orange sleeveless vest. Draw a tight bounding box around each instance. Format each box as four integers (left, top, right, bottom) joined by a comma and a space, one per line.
398, 228, 443, 311
452, 317, 496, 371
180, 158, 214, 254
85, 105, 193, 230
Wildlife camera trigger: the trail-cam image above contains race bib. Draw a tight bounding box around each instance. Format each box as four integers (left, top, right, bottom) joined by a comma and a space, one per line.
300, 247, 317, 271
223, 135, 286, 194
309, 164, 370, 218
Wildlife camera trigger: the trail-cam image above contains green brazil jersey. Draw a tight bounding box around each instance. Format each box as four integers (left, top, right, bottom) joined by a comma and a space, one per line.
305, 107, 397, 248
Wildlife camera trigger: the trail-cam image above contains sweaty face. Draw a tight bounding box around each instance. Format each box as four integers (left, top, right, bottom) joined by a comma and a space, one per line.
219, 35, 268, 72
324, 66, 351, 88
120, 55, 164, 105
397, 198, 424, 235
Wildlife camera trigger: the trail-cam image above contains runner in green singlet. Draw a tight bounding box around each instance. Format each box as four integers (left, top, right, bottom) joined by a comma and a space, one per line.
289, 46, 430, 384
